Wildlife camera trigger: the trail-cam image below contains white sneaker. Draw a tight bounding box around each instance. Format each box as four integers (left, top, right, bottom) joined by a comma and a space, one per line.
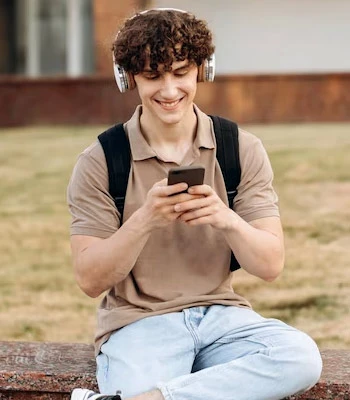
71, 388, 122, 400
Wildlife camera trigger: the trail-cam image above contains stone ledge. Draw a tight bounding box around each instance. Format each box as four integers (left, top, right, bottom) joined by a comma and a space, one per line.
0, 342, 349, 400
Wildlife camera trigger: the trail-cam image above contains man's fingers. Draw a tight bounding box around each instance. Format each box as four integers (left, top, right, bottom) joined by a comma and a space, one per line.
174, 195, 212, 212
153, 181, 188, 197
188, 184, 213, 196
152, 178, 168, 188
179, 206, 213, 222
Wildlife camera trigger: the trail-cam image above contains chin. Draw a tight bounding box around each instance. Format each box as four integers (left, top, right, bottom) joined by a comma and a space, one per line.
154, 110, 185, 125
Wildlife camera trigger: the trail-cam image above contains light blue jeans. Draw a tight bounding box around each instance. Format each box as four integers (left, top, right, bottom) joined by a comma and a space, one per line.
96, 306, 322, 400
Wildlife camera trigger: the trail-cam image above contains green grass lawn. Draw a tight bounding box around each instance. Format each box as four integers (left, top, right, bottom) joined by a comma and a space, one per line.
0, 122, 349, 348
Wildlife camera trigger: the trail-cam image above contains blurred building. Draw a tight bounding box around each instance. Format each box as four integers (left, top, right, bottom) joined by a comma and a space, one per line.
0, 0, 349, 126
0, 0, 136, 77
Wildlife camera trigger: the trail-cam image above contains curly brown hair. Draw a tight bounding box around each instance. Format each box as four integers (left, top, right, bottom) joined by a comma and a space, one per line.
112, 9, 215, 74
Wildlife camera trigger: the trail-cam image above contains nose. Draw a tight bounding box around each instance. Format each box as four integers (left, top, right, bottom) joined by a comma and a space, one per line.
159, 73, 179, 99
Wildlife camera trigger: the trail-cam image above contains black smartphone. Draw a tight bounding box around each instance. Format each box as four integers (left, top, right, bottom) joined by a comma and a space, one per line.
168, 165, 205, 190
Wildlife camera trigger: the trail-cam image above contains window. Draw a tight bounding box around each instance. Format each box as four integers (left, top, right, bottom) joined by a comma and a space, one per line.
1, 0, 94, 76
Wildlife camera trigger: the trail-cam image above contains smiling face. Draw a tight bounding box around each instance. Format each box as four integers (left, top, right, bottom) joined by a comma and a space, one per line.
134, 59, 198, 126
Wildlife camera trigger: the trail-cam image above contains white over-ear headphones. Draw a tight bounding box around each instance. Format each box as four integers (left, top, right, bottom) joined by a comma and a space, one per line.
113, 8, 216, 93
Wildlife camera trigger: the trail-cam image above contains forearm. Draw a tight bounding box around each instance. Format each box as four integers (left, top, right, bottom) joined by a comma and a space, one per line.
72, 181, 203, 297
74, 208, 151, 297
222, 212, 285, 281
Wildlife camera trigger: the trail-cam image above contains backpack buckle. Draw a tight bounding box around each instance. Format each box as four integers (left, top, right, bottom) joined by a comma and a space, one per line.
227, 190, 237, 209
114, 196, 125, 217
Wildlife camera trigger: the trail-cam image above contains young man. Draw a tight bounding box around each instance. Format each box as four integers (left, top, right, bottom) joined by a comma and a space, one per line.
67, 8, 322, 400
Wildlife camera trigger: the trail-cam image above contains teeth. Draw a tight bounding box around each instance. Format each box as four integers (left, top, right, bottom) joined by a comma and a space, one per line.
159, 100, 179, 108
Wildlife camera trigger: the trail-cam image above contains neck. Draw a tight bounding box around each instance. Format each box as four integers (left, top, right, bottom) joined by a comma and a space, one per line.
140, 105, 197, 147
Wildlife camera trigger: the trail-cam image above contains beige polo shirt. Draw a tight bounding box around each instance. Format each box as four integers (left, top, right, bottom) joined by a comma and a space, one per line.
67, 104, 279, 355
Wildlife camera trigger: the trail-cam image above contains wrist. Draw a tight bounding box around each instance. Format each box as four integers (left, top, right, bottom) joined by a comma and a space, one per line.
222, 209, 241, 233
123, 206, 153, 236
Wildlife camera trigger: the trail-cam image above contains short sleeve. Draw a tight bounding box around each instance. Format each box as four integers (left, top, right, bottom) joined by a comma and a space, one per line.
233, 129, 280, 222
67, 141, 121, 237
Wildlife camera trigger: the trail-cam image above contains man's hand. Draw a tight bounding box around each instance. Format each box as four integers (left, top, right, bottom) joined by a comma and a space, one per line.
174, 184, 284, 281
174, 184, 237, 230
71, 179, 204, 297
136, 179, 204, 231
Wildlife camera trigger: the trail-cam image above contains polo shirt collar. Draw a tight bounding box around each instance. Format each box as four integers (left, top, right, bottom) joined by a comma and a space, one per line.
125, 104, 215, 162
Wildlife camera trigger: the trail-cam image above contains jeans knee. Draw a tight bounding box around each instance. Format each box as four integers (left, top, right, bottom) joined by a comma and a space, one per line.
302, 347, 322, 388
287, 334, 323, 391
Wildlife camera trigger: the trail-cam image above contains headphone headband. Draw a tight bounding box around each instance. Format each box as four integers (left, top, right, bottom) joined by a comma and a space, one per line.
113, 8, 215, 93
139, 8, 188, 14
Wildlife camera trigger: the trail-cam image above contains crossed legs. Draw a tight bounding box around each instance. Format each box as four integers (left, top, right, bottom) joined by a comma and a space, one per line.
96, 306, 322, 400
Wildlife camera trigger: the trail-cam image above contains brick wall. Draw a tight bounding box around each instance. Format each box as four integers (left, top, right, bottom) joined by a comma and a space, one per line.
1, 73, 349, 127
93, 0, 143, 76
0, 76, 139, 127
196, 73, 350, 123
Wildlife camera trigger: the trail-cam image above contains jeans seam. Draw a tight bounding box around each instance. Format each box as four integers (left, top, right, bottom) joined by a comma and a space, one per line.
183, 309, 200, 354
158, 383, 174, 400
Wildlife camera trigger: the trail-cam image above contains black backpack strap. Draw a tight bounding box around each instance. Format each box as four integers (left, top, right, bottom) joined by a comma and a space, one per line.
98, 123, 131, 220
209, 115, 241, 208
209, 115, 241, 272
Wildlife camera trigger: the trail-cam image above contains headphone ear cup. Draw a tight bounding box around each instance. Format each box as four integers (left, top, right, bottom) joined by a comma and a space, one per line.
197, 62, 205, 83
127, 72, 136, 91
197, 54, 216, 83
113, 61, 136, 93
